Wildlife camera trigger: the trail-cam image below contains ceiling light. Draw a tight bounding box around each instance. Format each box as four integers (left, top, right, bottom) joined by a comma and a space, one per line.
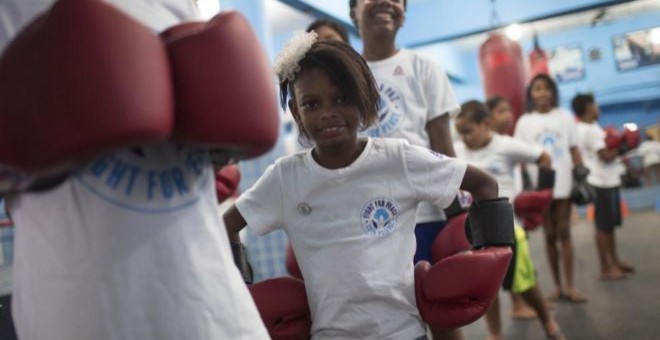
650, 28, 660, 45
505, 24, 522, 41
624, 123, 638, 131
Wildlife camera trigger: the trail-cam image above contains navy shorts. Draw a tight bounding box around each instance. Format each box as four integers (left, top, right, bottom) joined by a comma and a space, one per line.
594, 186, 622, 232
414, 220, 447, 263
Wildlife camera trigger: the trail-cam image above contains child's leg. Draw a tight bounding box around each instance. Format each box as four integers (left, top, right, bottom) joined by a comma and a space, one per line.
555, 199, 586, 302
484, 295, 503, 340
611, 230, 635, 273
520, 286, 565, 340
510, 292, 536, 319
542, 202, 562, 299
596, 230, 625, 280
594, 186, 631, 278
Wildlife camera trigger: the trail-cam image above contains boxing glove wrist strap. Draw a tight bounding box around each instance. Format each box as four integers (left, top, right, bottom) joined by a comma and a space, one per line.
467, 198, 514, 248
537, 168, 555, 190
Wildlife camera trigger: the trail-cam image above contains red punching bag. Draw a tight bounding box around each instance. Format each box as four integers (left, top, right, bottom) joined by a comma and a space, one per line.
479, 32, 527, 135
528, 33, 549, 79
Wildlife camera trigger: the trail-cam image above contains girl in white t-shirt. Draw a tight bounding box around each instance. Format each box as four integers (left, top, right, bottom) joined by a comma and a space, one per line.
455, 100, 564, 340
223, 34, 508, 340
514, 74, 588, 304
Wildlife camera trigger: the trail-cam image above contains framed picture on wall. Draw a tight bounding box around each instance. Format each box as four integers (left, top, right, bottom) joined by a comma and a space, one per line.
612, 26, 660, 71
548, 44, 585, 82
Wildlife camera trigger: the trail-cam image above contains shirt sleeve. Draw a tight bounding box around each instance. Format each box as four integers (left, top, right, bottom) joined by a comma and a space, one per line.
503, 136, 544, 164
591, 125, 607, 152
403, 143, 467, 209
513, 115, 529, 142
235, 162, 284, 236
421, 56, 460, 121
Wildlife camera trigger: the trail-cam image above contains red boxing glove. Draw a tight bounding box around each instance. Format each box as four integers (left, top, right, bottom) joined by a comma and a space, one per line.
522, 215, 544, 232
215, 164, 240, 202
622, 126, 641, 151
248, 277, 311, 340
604, 127, 623, 151
0, 0, 173, 170
415, 213, 512, 328
163, 12, 279, 161
286, 242, 304, 280
513, 189, 552, 231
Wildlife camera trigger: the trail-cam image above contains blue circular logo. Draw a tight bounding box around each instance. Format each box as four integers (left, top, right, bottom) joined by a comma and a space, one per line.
360, 198, 400, 237
365, 80, 403, 137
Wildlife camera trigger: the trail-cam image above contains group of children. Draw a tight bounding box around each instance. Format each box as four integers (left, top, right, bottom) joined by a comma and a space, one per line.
0, 0, 635, 339
252, 3, 635, 338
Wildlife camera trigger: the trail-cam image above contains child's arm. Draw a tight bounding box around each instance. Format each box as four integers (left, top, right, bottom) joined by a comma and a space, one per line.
427, 115, 456, 157
570, 146, 591, 183
536, 151, 552, 169
598, 148, 619, 163
460, 164, 498, 202
223, 204, 247, 243
223, 205, 252, 283
570, 146, 585, 167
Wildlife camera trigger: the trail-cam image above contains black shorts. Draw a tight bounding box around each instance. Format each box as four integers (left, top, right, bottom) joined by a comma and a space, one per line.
594, 186, 622, 232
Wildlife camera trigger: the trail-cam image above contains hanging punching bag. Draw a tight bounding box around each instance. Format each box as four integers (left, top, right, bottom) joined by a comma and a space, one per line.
479, 32, 527, 135
528, 33, 549, 79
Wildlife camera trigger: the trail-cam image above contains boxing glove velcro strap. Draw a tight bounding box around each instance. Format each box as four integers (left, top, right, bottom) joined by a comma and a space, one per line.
467, 198, 514, 249
537, 168, 555, 190
443, 197, 465, 220
231, 241, 253, 284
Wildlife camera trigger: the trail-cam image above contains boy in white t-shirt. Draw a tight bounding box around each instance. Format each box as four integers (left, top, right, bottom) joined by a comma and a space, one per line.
348, 2, 462, 337
0, 1, 269, 339
455, 100, 564, 340
572, 93, 635, 280
224, 36, 513, 340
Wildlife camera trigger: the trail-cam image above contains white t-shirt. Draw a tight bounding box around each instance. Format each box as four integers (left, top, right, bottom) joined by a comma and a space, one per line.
454, 134, 543, 201
576, 121, 622, 188
513, 108, 578, 198
363, 49, 461, 223
2, 2, 269, 340
236, 138, 467, 340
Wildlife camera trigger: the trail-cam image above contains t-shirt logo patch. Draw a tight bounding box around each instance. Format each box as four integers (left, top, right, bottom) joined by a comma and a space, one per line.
364, 80, 403, 137
393, 65, 404, 76
537, 130, 563, 158
360, 198, 399, 237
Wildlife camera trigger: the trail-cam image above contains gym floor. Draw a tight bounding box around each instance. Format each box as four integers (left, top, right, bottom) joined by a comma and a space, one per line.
462, 209, 660, 340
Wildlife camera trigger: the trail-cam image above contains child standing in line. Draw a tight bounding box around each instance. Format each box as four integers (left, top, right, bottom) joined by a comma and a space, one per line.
487, 96, 540, 320
348, 1, 463, 337
224, 35, 511, 340
306, 18, 350, 44
573, 93, 635, 280
514, 74, 588, 303
454, 100, 565, 340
